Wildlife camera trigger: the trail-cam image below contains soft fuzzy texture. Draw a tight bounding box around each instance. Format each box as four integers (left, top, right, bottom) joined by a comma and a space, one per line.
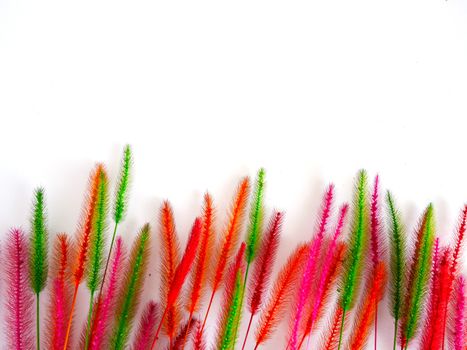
320, 306, 345, 350
216, 243, 246, 350
113, 144, 132, 225
386, 191, 406, 350
448, 276, 466, 350
420, 238, 441, 350
88, 237, 126, 350
300, 204, 349, 344
46, 234, 72, 350
241, 211, 282, 350
109, 224, 150, 350
132, 301, 159, 350
337, 170, 369, 350
399, 205, 435, 349
245, 168, 266, 264
29, 187, 49, 293
289, 184, 334, 350
254, 244, 309, 348
210, 177, 250, 293
86, 167, 109, 294
159, 200, 182, 342
6, 228, 34, 350
248, 211, 282, 315
346, 262, 387, 350
186, 193, 216, 315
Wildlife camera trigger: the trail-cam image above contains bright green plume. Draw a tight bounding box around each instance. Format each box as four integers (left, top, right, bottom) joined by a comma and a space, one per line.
113, 144, 132, 224
86, 169, 109, 293
340, 169, 369, 311
245, 168, 266, 263
29, 187, 49, 293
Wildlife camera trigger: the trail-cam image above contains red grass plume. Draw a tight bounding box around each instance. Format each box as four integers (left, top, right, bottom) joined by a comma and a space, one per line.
152, 218, 203, 350
159, 200, 182, 342
422, 247, 452, 350
320, 306, 345, 350
186, 193, 216, 315
248, 211, 283, 315
46, 234, 73, 350
420, 238, 441, 350
254, 243, 309, 348
132, 301, 159, 350
168, 319, 200, 350
193, 321, 207, 350
241, 211, 282, 349
167, 217, 203, 306
5, 228, 34, 350
347, 262, 388, 350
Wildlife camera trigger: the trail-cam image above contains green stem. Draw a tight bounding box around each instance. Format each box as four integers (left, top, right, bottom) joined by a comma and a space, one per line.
36, 293, 40, 350
393, 319, 398, 350
84, 290, 95, 350
337, 308, 346, 350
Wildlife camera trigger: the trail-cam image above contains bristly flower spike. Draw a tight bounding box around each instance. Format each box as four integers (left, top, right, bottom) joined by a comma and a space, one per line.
46, 234, 72, 350
298, 204, 349, 348
29, 188, 49, 350
63, 163, 105, 350
236, 169, 266, 346
448, 275, 466, 350
337, 170, 369, 350
370, 175, 384, 350
289, 184, 334, 350
346, 262, 388, 350
399, 204, 435, 350
87, 237, 126, 350
216, 243, 247, 350
201, 177, 250, 333
241, 211, 282, 350
91, 145, 132, 342
6, 228, 34, 350
386, 191, 406, 350
182, 193, 216, 348
132, 301, 159, 350
110, 224, 151, 350
151, 218, 202, 350
440, 205, 467, 350
158, 200, 181, 346
253, 244, 309, 349
84, 167, 109, 349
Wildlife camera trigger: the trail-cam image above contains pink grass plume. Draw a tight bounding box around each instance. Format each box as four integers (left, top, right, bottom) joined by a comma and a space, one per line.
5, 228, 34, 350
132, 301, 159, 350
289, 184, 334, 350
88, 237, 126, 350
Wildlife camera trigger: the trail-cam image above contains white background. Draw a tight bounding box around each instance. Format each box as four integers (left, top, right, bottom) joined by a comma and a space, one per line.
1, 0, 467, 349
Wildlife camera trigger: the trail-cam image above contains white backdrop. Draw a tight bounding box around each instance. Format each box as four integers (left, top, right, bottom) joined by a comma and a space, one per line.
1, 0, 467, 349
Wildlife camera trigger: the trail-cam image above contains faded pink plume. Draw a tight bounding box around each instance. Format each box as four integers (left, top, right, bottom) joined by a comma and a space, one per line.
132, 301, 159, 350
5, 228, 34, 350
